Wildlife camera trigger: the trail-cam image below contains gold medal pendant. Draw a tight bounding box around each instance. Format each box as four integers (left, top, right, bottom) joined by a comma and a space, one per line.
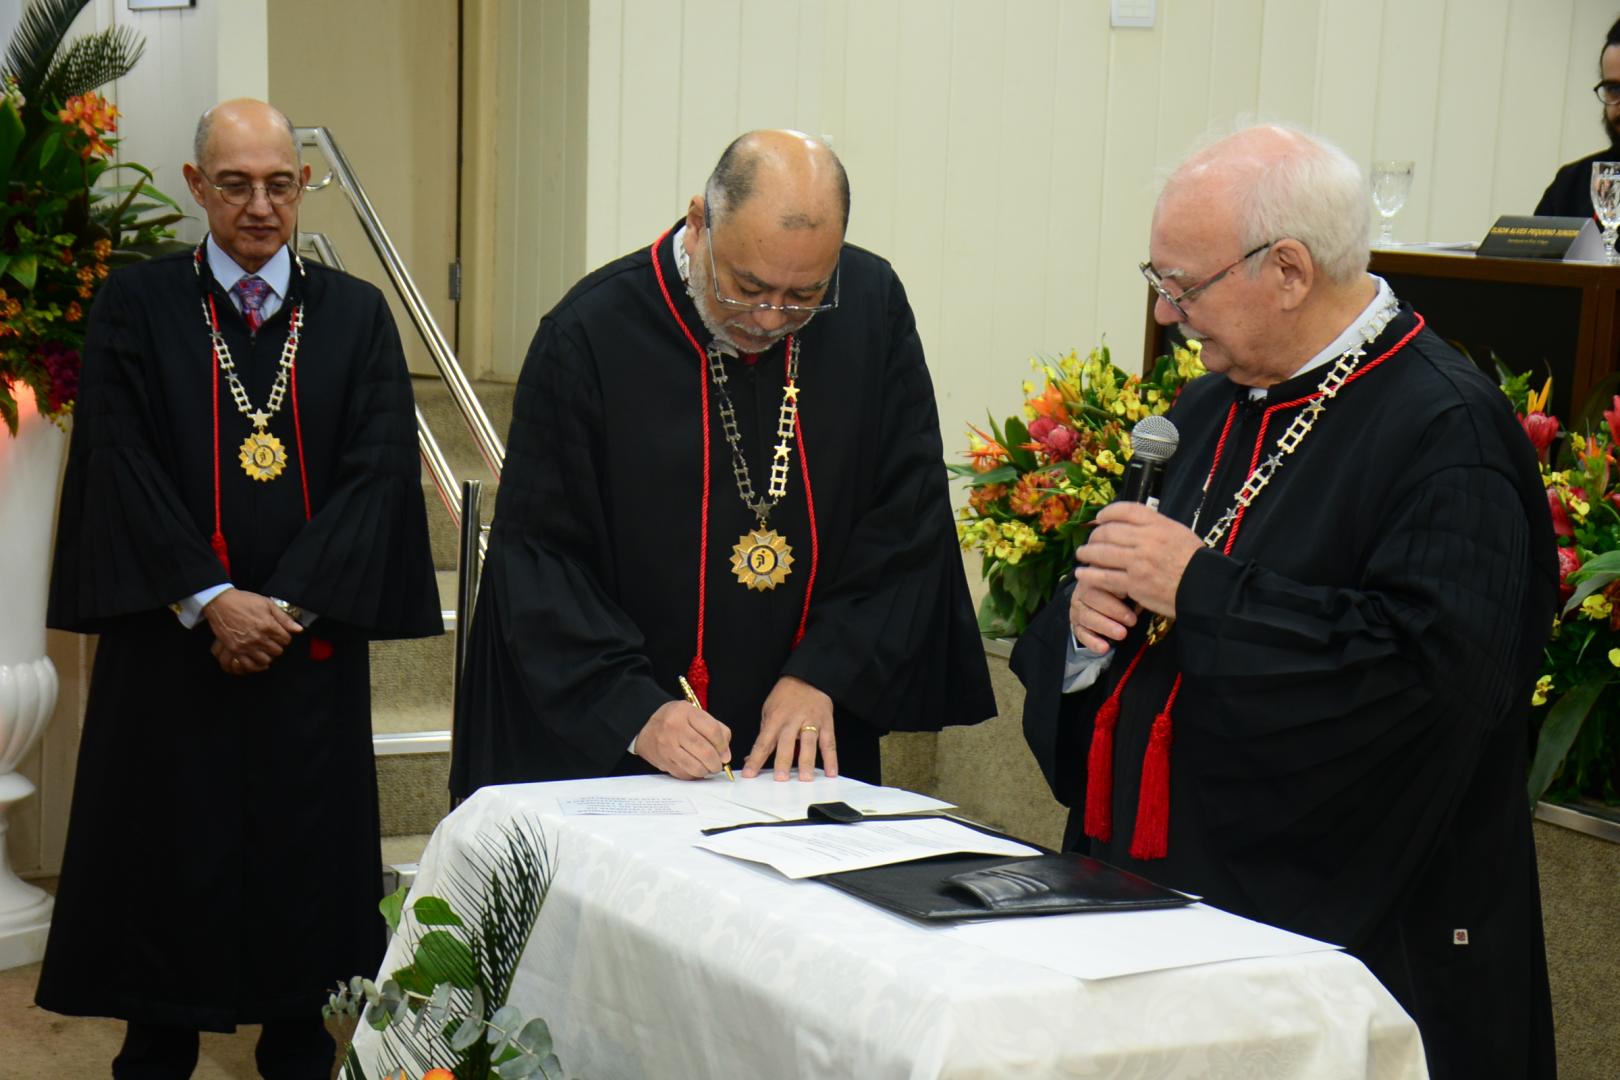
239, 429, 287, 482
731, 528, 794, 591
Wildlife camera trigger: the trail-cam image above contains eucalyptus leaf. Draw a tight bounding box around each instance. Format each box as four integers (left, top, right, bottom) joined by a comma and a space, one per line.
449, 1011, 485, 1051
495, 1055, 541, 1079
541, 1053, 562, 1076
413, 895, 466, 927
488, 1003, 522, 1043
363, 999, 393, 1031
1528, 674, 1608, 804
515, 1017, 553, 1057
425, 981, 452, 1026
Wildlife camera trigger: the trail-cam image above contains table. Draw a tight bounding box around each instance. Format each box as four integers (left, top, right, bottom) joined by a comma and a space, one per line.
351, 777, 1427, 1080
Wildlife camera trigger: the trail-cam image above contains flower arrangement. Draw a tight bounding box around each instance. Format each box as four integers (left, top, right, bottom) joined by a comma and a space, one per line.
328, 821, 576, 1080
950, 340, 1206, 638
0, 0, 184, 435
1505, 371, 1620, 806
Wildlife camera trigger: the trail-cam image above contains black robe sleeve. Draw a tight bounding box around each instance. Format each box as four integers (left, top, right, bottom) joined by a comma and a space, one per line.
458, 318, 672, 777
780, 275, 994, 731
260, 294, 441, 640
49, 274, 230, 632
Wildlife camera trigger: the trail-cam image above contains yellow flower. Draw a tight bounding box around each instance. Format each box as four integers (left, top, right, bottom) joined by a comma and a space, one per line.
1094, 449, 1124, 476
1532, 674, 1553, 706
1570, 497, 1591, 521
1581, 593, 1612, 620
1610, 649, 1620, 668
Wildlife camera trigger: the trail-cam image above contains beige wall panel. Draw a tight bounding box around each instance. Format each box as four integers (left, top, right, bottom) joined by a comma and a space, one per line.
1430, 0, 1511, 242
1205, 0, 1264, 129
1369, 0, 1446, 244
1044, 3, 1111, 393
612, 0, 684, 255
1156, 1, 1215, 162
1494, 0, 1578, 217
267, 0, 459, 379
583, 0, 625, 270
1255, 0, 1321, 128
838, 0, 900, 258
886, 0, 951, 413
1312, 0, 1383, 169
735, 0, 808, 137
678, 0, 745, 201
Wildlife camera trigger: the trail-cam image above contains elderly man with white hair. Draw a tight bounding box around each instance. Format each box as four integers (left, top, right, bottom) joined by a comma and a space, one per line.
1013, 124, 1557, 1079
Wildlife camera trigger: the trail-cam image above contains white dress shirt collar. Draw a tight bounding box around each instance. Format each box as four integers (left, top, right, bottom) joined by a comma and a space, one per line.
205, 234, 291, 306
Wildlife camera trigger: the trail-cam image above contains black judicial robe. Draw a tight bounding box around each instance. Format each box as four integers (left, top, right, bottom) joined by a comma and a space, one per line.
1014, 310, 1557, 1080
37, 250, 441, 1030
1535, 146, 1614, 219
451, 230, 994, 794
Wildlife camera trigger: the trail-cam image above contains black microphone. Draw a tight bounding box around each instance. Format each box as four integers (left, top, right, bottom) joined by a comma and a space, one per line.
1116, 415, 1180, 506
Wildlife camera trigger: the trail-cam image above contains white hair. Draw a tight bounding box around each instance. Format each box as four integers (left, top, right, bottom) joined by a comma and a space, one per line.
1230, 125, 1370, 286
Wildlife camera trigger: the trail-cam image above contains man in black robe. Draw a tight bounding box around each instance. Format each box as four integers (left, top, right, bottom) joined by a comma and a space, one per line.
1536, 15, 1620, 219
36, 99, 440, 1079
1013, 125, 1557, 1079
453, 130, 992, 793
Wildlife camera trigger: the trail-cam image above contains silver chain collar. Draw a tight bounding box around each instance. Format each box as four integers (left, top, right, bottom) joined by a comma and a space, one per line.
708, 337, 802, 523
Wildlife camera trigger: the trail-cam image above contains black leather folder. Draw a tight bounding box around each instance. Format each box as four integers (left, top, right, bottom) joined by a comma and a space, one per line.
699, 804, 1193, 922
818, 849, 1195, 922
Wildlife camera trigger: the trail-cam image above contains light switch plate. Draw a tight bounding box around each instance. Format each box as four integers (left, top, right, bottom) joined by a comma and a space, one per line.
1110, 0, 1155, 30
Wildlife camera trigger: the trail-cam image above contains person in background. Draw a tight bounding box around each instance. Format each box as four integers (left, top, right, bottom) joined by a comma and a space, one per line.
1537, 14, 1620, 218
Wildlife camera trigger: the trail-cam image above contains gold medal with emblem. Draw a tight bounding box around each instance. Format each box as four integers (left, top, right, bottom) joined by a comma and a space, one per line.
731, 527, 794, 590
710, 339, 803, 591
239, 428, 288, 482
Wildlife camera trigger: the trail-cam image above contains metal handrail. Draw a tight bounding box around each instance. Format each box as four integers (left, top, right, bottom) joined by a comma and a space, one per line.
298, 232, 464, 533
295, 125, 505, 479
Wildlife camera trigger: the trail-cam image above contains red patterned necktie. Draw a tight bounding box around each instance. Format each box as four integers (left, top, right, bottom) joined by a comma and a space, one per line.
233, 274, 272, 332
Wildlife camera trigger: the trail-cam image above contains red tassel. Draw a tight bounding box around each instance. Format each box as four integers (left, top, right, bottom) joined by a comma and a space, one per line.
1129, 676, 1179, 861
309, 637, 333, 662
1083, 694, 1120, 842
210, 529, 231, 578
685, 655, 710, 710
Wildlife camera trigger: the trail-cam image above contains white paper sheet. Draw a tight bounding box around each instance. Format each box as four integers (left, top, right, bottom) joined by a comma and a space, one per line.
700, 769, 955, 819
559, 795, 697, 816
696, 817, 1039, 879
943, 902, 1341, 980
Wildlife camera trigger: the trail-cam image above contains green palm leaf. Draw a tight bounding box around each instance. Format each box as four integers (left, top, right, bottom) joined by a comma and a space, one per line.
39, 27, 144, 104
2, 0, 92, 103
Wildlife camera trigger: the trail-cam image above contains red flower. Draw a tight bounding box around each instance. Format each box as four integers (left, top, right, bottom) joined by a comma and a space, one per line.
1027, 416, 1056, 442
1519, 412, 1560, 462
1606, 395, 1620, 446
1548, 489, 1575, 538
1557, 545, 1582, 603
1041, 425, 1080, 460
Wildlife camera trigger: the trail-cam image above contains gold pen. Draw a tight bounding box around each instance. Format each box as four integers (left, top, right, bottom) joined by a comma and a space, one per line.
679, 675, 734, 781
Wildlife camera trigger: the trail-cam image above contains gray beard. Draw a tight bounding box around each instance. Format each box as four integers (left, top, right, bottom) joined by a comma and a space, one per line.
684, 258, 801, 354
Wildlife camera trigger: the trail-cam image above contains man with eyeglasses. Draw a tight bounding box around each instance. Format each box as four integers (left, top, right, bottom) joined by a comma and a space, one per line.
453, 130, 993, 795
1536, 15, 1620, 218
37, 98, 440, 1078
1013, 124, 1556, 1079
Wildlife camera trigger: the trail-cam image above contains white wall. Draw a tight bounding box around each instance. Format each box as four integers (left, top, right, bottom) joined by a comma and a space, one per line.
564, 0, 1620, 438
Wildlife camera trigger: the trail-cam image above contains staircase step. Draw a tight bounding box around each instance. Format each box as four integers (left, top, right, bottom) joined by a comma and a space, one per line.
377, 751, 451, 837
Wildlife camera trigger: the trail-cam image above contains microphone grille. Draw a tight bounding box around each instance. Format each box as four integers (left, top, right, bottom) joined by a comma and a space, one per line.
1129, 415, 1180, 464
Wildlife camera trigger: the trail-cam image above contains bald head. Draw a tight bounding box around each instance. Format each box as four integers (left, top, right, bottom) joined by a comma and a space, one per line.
1160, 123, 1369, 286
705, 129, 850, 233
193, 98, 299, 172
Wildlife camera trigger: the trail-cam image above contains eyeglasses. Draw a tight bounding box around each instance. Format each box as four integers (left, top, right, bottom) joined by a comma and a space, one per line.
202, 172, 304, 206
703, 205, 840, 316
1139, 241, 1275, 320
1596, 81, 1620, 106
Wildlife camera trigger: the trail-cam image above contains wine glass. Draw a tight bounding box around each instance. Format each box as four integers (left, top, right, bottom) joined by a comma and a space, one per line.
1370, 160, 1415, 247
1591, 162, 1620, 263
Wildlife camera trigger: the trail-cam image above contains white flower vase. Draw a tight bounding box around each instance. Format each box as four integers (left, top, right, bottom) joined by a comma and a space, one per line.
0, 381, 64, 970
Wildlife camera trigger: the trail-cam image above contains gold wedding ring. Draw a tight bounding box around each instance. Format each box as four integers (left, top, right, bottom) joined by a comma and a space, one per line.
800, 724, 819, 734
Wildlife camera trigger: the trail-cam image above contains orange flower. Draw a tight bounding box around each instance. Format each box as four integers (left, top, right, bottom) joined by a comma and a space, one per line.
1026, 382, 1070, 425
78, 284, 92, 298
965, 425, 1009, 473
967, 483, 1006, 515
57, 247, 73, 265
64, 301, 82, 322
1009, 472, 1056, 516
93, 238, 112, 260
1038, 495, 1074, 531
95, 263, 108, 279
423, 1071, 456, 1080
77, 266, 94, 283
57, 92, 119, 159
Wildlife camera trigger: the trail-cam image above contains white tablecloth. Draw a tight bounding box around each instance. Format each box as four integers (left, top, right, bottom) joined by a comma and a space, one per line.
352, 777, 1428, 1080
